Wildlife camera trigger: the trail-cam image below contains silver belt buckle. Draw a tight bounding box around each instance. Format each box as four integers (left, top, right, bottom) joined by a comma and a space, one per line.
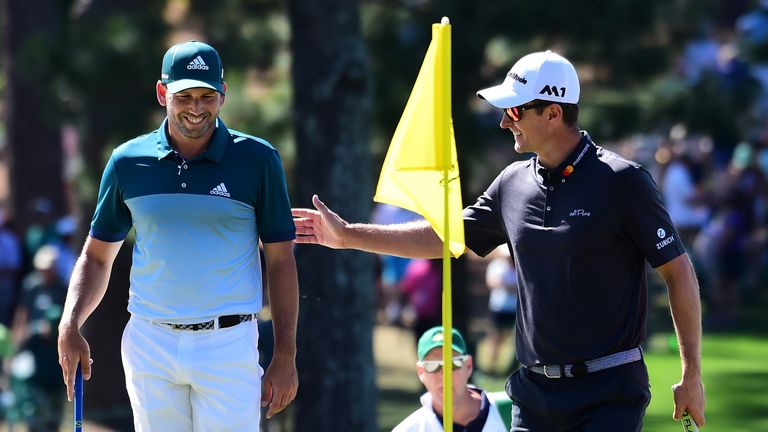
543, 365, 562, 378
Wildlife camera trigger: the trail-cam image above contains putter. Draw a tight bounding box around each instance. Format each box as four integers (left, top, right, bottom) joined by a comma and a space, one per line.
75, 363, 83, 432
681, 410, 699, 432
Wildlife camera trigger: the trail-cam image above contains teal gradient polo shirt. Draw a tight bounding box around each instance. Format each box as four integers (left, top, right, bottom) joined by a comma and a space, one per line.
90, 118, 295, 322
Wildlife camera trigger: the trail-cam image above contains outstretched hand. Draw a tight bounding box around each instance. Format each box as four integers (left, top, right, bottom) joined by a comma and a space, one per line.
291, 195, 348, 249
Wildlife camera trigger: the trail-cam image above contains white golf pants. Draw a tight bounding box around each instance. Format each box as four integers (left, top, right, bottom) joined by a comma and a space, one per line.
121, 315, 263, 431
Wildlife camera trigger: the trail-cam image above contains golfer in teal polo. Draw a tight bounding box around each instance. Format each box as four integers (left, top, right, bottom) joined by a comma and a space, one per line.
57, 41, 299, 431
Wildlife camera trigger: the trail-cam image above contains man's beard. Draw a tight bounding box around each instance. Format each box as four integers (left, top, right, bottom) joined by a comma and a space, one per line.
172, 114, 215, 138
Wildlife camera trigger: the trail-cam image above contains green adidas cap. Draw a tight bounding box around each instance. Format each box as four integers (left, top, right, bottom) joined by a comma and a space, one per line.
161, 40, 225, 94
417, 326, 468, 361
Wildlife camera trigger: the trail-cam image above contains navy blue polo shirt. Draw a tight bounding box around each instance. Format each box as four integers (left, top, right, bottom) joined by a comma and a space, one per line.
463, 132, 684, 366
90, 118, 295, 322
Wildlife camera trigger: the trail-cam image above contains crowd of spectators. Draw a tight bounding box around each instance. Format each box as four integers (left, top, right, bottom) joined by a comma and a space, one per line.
650, 1, 768, 329
0, 197, 77, 429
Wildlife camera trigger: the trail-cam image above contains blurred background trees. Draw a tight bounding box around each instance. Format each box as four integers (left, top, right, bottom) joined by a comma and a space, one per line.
1, 0, 767, 429
288, 0, 377, 431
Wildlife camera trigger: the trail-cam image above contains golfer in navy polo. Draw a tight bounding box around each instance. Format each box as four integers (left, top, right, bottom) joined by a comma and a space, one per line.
58, 41, 299, 431
292, 50, 705, 430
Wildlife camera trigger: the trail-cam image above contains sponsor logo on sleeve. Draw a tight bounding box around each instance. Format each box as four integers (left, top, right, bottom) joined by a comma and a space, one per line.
655, 227, 674, 249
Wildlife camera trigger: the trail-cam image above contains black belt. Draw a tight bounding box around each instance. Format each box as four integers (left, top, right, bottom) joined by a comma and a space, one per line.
162, 313, 256, 331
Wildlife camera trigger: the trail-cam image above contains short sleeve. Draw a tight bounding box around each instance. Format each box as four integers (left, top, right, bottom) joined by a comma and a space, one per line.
463, 172, 508, 257
89, 154, 132, 242
620, 166, 685, 267
256, 149, 296, 243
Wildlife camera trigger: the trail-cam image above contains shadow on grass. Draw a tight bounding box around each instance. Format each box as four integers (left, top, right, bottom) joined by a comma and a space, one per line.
379, 387, 420, 401
378, 387, 422, 432
703, 370, 768, 420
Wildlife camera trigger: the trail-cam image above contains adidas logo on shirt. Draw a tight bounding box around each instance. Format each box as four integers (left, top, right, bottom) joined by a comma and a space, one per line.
187, 56, 209, 70
210, 183, 231, 197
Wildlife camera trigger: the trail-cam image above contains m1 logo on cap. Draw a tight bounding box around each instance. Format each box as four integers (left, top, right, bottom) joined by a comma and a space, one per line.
539, 85, 566, 97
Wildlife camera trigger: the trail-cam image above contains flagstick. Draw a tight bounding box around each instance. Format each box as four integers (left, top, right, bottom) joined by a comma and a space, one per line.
442, 172, 453, 432
442, 219, 453, 432
372, 13, 462, 428
438, 16, 454, 432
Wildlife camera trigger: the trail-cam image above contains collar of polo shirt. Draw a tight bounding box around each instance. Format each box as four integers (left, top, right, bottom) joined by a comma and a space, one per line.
156, 117, 229, 162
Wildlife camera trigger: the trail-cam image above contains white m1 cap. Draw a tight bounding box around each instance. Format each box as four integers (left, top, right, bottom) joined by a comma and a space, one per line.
477, 50, 580, 108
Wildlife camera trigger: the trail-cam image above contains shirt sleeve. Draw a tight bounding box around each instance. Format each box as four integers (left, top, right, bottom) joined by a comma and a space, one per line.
463, 171, 508, 257
620, 165, 685, 268
256, 149, 296, 243
89, 153, 133, 242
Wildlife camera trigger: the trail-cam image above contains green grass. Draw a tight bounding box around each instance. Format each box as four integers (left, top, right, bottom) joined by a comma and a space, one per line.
378, 331, 768, 431
643, 333, 768, 431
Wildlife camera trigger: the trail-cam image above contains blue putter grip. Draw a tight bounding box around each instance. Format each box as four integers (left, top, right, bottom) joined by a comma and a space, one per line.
74, 363, 84, 431
681, 410, 699, 432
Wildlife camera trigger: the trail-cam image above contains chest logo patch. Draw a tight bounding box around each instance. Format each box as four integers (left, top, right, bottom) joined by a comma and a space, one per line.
210, 182, 231, 197
569, 209, 591, 217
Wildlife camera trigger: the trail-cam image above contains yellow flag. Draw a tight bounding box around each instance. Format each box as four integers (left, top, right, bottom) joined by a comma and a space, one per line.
373, 20, 465, 257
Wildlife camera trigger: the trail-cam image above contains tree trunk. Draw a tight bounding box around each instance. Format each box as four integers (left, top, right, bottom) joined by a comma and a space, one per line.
3, 0, 65, 233
288, 1, 377, 431
64, 3, 165, 429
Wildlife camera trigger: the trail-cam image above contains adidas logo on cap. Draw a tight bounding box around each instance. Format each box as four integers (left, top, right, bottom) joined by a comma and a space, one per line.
187, 56, 209, 70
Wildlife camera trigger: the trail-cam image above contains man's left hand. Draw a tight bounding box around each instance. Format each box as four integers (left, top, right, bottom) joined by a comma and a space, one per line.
261, 352, 298, 419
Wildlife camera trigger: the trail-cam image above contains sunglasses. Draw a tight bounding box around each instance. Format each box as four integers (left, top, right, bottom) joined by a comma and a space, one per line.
417, 355, 470, 373
504, 102, 554, 122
